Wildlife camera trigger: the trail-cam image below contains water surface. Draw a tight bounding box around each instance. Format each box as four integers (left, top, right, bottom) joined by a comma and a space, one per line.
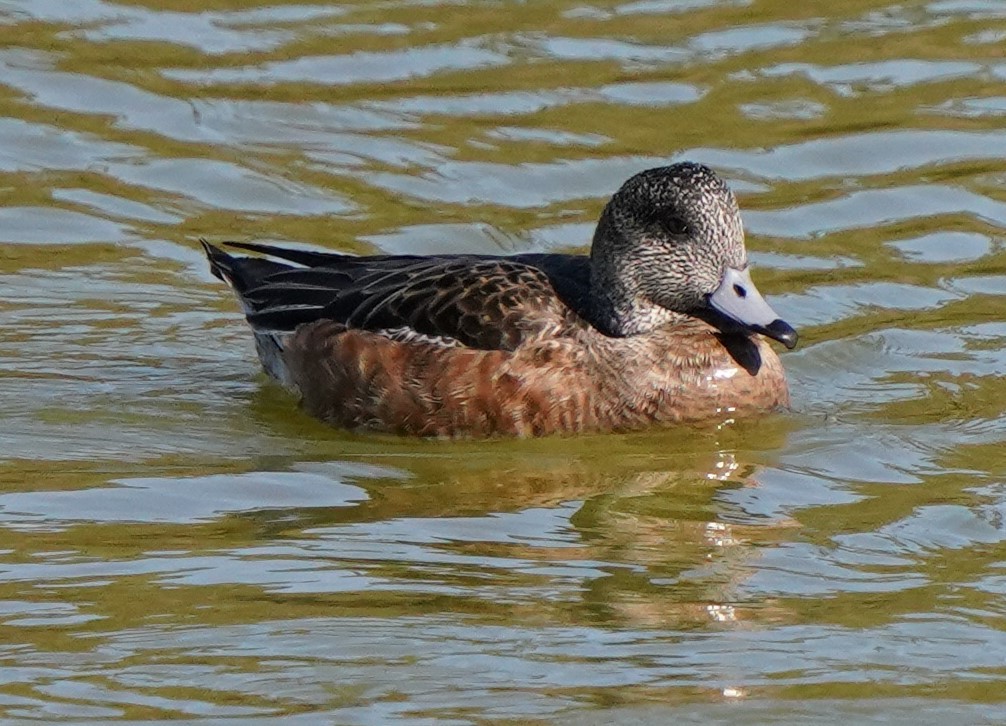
2, 0, 1006, 721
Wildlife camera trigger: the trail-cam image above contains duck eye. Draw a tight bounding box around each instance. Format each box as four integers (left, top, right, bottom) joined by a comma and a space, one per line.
661, 216, 689, 236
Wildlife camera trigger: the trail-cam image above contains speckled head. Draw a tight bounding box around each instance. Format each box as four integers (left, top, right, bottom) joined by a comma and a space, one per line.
588, 162, 797, 349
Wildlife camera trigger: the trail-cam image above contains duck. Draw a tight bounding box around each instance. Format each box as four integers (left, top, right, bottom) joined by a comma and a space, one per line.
202, 162, 797, 438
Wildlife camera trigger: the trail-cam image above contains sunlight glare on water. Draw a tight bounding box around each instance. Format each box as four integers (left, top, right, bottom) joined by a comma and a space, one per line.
2, 0, 1006, 721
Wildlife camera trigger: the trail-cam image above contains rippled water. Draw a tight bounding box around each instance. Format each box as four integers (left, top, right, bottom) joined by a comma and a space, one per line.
2, 0, 1006, 721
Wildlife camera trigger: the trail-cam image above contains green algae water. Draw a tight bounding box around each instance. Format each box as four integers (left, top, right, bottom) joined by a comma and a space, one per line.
2, 0, 1006, 721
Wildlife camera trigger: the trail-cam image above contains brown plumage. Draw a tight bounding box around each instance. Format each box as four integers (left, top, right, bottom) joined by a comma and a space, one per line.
202, 162, 798, 438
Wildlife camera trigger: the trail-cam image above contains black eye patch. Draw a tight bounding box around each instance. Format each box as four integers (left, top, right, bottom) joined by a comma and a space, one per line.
659, 215, 689, 236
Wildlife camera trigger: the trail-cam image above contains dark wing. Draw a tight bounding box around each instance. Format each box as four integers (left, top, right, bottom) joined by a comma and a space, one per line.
203, 241, 588, 351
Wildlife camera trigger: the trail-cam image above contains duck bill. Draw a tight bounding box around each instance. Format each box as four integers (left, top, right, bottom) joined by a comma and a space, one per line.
707, 267, 798, 349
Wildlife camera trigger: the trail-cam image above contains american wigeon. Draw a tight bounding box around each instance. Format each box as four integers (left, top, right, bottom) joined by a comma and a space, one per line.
202, 162, 797, 438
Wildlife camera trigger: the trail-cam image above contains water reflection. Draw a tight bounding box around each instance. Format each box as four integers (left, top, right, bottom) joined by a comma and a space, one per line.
0, 439, 826, 717
3, 0, 1006, 719
0, 439, 789, 608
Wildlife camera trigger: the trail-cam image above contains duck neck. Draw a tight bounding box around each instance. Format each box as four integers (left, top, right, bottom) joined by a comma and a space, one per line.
587, 280, 643, 337
587, 225, 684, 338
588, 286, 691, 337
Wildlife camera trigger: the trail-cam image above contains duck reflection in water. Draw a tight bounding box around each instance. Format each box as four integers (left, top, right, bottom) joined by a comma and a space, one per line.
229, 426, 795, 632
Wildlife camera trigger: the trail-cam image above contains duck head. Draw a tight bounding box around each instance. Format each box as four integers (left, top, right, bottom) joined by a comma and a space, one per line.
589, 162, 797, 349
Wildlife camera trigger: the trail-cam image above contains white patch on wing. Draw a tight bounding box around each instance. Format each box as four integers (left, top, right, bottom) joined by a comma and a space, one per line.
375, 327, 464, 348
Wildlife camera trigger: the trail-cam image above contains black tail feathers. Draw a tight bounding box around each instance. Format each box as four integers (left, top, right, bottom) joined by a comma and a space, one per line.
200, 239, 293, 294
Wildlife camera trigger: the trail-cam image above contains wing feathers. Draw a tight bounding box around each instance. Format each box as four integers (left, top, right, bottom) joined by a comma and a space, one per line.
204, 241, 583, 351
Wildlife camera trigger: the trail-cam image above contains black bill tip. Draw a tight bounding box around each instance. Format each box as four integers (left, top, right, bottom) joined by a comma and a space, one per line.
758, 319, 799, 349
